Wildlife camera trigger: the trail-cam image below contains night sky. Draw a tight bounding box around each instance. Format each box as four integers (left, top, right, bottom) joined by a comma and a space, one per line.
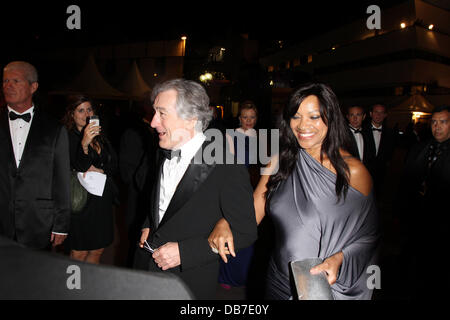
1, 0, 408, 51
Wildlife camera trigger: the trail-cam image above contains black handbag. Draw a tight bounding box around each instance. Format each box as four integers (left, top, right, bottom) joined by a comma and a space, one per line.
71, 171, 88, 213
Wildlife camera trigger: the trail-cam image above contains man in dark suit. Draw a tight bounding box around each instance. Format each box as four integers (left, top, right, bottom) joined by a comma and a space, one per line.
395, 105, 450, 298
0, 61, 71, 249
133, 79, 257, 299
364, 104, 396, 197
119, 95, 158, 266
346, 105, 371, 167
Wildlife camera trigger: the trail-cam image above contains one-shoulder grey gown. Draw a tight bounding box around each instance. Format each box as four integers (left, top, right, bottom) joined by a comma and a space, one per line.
266, 149, 380, 300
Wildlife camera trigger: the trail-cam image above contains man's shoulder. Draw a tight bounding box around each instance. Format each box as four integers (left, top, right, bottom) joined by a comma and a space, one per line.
34, 108, 65, 129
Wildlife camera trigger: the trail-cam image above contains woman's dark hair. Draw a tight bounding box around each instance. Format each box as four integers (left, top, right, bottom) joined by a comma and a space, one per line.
61, 94, 106, 146
266, 83, 352, 202
62, 95, 94, 131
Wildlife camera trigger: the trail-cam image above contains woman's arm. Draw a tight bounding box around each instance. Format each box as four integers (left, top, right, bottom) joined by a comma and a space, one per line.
208, 156, 278, 262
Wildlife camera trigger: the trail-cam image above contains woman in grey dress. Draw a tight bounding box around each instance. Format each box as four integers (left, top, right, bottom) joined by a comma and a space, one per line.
209, 83, 380, 299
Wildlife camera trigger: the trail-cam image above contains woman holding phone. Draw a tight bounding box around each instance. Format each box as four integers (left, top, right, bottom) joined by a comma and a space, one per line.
62, 95, 118, 264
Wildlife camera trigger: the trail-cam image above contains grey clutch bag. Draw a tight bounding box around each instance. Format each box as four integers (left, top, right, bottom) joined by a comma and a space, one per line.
290, 258, 334, 300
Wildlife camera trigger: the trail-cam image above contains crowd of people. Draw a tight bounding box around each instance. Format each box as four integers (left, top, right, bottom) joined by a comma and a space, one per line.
1, 60, 449, 300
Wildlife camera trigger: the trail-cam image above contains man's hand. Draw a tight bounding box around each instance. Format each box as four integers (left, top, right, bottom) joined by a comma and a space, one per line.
310, 251, 344, 285
208, 218, 235, 263
139, 228, 150, 248
50, 233, 67, 247
152, 242, 180, 271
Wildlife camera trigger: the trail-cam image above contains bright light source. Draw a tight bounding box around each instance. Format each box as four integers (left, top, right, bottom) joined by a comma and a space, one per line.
200, 75, 206, 82
205, 73, 213, 80
181, 36, 187, 40
428, 24, 434, 30
331, 46, 336, 50
412, 112, 430, 123
400, 22, 406, 29
220, 48, 226, 51
269, 80, 274, 86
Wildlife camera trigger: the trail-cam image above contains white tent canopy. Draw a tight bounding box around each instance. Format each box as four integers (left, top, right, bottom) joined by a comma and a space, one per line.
117, 60, 152, 100
50, 54, 127, 99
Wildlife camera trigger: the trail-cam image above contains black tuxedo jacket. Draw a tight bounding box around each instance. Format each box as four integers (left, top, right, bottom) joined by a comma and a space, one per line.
347, 127, 371, 166
364, 124, 396, 179
119, 120, 158, 234
134, 140, 258, 299
0, 107, 71, 249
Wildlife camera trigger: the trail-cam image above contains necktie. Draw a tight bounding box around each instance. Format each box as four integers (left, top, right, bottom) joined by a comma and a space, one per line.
9, 111, 31, 122
372, 127, 382, 132
161, 148, 181, 160
352, 128, 362, 134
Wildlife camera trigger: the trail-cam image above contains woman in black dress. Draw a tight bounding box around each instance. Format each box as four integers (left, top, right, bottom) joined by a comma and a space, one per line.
62, 95, 117, 264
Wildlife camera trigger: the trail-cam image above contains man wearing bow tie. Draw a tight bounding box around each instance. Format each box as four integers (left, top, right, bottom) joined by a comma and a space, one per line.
365, 104, 396, 197
0, 61, 71, 249
346, 106, 370, 166
133, 79, 257, 299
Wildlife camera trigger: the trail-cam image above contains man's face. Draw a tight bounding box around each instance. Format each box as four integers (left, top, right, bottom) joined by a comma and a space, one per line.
370, 105, 387, 127
347, 106, 365, 129
431, 110, 450, 143
150, 89, 197, 150
2, 68, 38, 111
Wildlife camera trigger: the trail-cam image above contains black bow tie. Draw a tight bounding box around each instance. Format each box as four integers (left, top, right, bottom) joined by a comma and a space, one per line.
372, 127, 382, 132
161, 148, 181, 160
351, 127, 362, 134
9, 111, 31, 122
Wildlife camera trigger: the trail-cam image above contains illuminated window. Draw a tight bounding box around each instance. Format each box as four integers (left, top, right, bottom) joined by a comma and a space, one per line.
293, 58, 300, 67
268, 66, 274, 72
308, 55, 313, 63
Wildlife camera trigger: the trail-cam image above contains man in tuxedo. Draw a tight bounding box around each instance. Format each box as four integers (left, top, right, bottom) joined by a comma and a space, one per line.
134, 79, 257, 299
346, 105, 370, 166
0, 61, 71, 249
364, 104, 396, 196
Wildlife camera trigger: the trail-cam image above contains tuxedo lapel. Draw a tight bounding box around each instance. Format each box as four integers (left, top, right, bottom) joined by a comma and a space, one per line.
0, 109, 18, 176
378, 127, 389, 156
158, 143, 216, 229
17, 110, 41, 171
152, 151, 164, 229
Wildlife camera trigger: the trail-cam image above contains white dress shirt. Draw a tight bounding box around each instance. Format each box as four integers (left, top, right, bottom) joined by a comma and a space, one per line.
158, 132, 206, 223
8, 106, 34, 168
372, 124, 382, 156
349, 126, 364, 161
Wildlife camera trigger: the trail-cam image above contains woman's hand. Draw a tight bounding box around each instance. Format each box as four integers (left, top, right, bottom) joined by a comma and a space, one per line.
82, 165, 104, 178
310, 251, 344, 285
81, 122, 101, 153
208, 218, 235, 263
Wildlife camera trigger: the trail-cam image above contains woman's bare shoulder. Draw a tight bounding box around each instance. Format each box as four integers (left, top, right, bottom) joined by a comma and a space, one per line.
344, 156, 373, 196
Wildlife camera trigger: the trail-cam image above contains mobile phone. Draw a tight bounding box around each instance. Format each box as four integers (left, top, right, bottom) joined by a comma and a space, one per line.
89, 115, 100, 127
